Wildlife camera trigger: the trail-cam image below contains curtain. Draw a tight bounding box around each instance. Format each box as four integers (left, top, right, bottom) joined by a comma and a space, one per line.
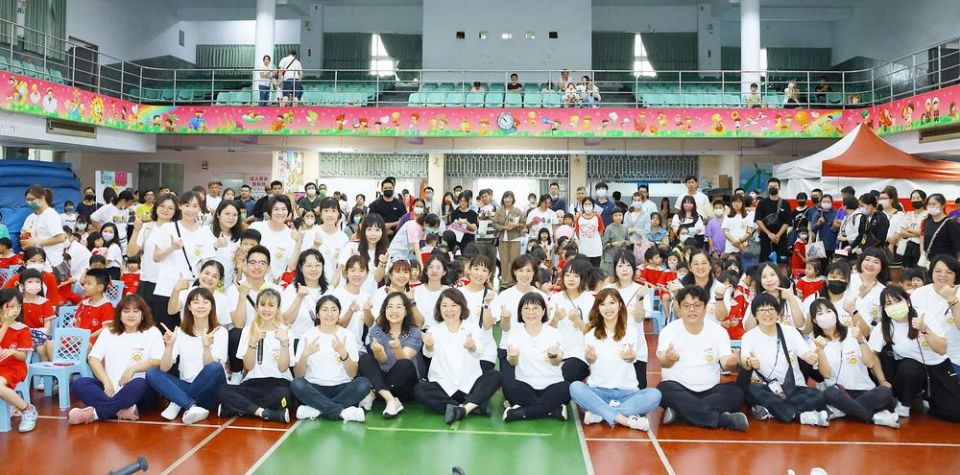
640, 33, 698, 72
380, 33, 421, 79
721, 47, 741, 71
323, 33, 371, 75
0, 0, 15, 45
767, 48, 832, 71
592, 32, 633, 71
196, 43, 298, 71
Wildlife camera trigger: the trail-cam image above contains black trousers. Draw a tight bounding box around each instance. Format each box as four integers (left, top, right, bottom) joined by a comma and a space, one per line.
562, 358, 589, 383
657, 381, 744, 428
884, 354, 960, 422
823, 385, 895, 422
634, 360, 648, 390
216, 377, 292, 416
139, 281, 173, 331
413, 370, 502, 413
498, 348, 516, 382
745, 384, 825, 422
358, 354, 418, 402
799, 359, 825, 383
501, 378, 570, 419
227, 328, 244, 373
759, 235, 788, 263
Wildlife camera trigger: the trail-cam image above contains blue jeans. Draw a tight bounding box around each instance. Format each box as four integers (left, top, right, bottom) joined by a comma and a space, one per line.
146, 362, 226, 410
569, 382, 662, 426
258, 85, 271, 105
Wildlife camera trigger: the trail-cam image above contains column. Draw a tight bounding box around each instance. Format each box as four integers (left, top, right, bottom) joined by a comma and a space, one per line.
568, 155, 587, 199
254, 0, 276, 85
428, 153, 445, 197
740, 0, 761, 94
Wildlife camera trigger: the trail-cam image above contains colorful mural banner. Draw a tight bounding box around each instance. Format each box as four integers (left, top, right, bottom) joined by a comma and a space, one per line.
3, 70, 960, 139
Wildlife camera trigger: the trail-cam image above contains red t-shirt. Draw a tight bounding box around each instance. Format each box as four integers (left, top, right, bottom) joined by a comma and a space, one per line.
121, 273, 141, 296
75, 299, 115, 335
0, 323, 32, 387
0, 254, 23, 269
22, 298, 55, 329
4, 272, 62, 306
795, 277, 825, 301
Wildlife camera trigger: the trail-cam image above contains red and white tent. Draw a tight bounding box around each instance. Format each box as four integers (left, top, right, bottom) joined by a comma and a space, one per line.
775, 124, 960, 197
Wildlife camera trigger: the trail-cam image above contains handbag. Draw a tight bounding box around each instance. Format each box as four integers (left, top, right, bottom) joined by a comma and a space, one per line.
761, 199, 783, 230
806, 229, 826, 260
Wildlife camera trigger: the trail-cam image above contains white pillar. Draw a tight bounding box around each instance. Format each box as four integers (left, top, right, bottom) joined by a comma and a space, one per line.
254, 0, 276, 84
740, 0, 761, 94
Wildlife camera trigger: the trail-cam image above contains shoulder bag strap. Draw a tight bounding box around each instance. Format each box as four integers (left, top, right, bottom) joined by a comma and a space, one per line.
174, 221, 195, 276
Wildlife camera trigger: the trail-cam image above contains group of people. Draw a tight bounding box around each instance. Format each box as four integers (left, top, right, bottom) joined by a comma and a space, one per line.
254, 49, 304, 106
1, 173, 960, 436
490, 70, 601, 108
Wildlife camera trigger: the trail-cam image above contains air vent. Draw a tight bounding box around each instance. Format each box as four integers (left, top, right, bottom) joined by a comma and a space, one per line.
46, 119, 97, 139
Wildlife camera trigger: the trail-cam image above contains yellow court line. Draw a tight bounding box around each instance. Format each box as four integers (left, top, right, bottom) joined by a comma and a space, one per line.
366, 425, 552, 437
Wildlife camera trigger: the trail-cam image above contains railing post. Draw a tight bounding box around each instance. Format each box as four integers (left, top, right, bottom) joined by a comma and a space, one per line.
211, 69, 215, 105
173, 69, 177, 105
42, 34, 47, 73
912, 54, 917, 97
96, 52, 102, 94
138, 65, 143, 103
841, 71, 846, 110
120, 61, 125, 99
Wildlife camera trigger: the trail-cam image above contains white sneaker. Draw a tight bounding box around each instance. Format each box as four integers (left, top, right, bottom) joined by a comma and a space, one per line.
161, 402, 182, 421
582, 411, 603, 425
503, 400, 512, 410
799, 411, 829, 427
182, 406, 210, 425
895, 402, 911, 418
297, 405, 321, 420
35, 379, 45, 391
872, 410, 901, 429
228, 373, 243, 385
383, 399, 404, 418
624, 415, 650, 432
359, 393, 375, 411
340, 406, 366, 423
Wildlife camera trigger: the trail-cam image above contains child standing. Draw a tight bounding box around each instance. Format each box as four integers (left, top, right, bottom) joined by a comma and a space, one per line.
121, 256, 141, 297
575, 198, 605, 267
98, 223, 124, 280
76, 269, 115, 341
0, 288, 38, 432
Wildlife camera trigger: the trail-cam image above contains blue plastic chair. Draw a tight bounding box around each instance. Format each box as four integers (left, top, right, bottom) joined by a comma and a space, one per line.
106, 280, 125, 307
0, 267, 17, 287
0, 379, 31, 432
56, 305, 78, 329
28, 327, 91, 409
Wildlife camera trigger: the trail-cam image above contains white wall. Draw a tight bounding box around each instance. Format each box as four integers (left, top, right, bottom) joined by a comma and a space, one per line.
66, 0, 196, 63
592, 5, 698, 33
323, 5, 422, 34
189, 19, 301, 45
720, 21, 834, 49
832, 0, 960, 64
422, 0, 591, 83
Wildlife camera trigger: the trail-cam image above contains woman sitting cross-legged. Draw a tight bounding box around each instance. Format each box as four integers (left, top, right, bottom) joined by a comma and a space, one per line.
414, 288, 503, 424
501, 291, 571, 422
570, 288, 662, 431
216, 288, 293, 423
358, 291, 423, 419
146, 287, 228, 425
291, 295, 372, 423
69, 294, 164, 424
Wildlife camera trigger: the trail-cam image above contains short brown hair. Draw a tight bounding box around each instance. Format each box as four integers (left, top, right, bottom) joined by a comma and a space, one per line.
181, 287, 220, 337
110, 294, 155, 335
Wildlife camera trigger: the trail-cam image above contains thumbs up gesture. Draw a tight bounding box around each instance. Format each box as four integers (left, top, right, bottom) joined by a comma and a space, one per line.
388, 336, 402, 350
585, 345, 598, 364
422, 330, 435, 349
912, 313, 928, 333
814, 336, 828, 349
746, 351, 761, 370
938, 285, 958, 302
506, 344, 519, 359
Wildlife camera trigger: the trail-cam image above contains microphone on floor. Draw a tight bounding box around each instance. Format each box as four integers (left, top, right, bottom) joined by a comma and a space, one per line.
108, 456, 148, 475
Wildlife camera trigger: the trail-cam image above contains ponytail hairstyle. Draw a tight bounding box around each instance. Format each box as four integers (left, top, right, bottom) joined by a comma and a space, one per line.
25, 184, 53, 207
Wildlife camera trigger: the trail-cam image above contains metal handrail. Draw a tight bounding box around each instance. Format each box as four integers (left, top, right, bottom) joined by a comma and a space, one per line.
1, 16, 958, 109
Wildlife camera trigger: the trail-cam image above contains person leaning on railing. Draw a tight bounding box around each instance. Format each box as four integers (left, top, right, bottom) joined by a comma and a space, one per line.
256, 55, 277, 106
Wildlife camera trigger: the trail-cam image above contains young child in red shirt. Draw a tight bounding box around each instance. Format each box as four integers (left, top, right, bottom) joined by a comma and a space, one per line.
0, 237, 22, 270
19, 269, 55, 362
75, 269, 115, 342
794, 260, 825, 301
0, 288, 39, 432
120, 256, 141, 297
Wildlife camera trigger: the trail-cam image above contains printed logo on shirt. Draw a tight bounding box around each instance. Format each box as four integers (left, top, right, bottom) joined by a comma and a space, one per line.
869, 306, 880, 322
948, 316, 955, 325
703, 347, 716, 363
192, 244, 202, 258
131, 349, 144, 362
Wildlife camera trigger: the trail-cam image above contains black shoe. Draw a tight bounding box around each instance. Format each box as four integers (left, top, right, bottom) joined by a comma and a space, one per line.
262, 408, 290, 423
217, 404, 239, 418
549, 405, 568, 421
502, 405, 525, 422
473, 403, 491, 417
451, 467, 467, 475
661, 407, 676, 425
719, 412, 749, 432
445, 404, 466, 424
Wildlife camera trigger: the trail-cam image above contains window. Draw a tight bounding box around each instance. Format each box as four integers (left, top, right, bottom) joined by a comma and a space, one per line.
501, 32, 513, 40
525, 31, 535, 40
369, 34, 396, 77
632, 34, 656, 78
760, 48, 768, 78
479, 31, 488, 40
548, 31, 558, 39
456, 31, 465, 40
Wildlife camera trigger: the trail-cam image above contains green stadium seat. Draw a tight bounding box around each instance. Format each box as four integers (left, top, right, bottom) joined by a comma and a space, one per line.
49, 68, 64, 84
160, 89, 175, 101
408, 92, 424, 107
723, 94, 741, 107
542, 92, 562, 108
9, 58, 23, 75
465, 92, 485, 108
488, 83, 505, 92
504, 92, 523, 108
142, 88, 160, 101
420, 83, 437, 91
177, 89, 193, 102
523, 92, 542, 108
426, 92, 446, 107
445, 92, 464, 107
484, 92, 504, 108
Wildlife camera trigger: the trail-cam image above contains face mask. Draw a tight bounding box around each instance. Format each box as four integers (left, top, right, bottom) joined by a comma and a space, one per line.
27, 201, 40, 211
27, 263, 44, 272
927, 205, 941, 216
383, 190, 394, 198
319, 189, 327, 198
306, 189, 317, 197
303, 218, 316, 226
714, 209, 724, 217
826, 280, 848, 294
768, 187, 779, 196
425, 227, 437, 235
796, 201, 807, 208
799, 232, 809, 241
102, 232, 115, 241
596, 189, 607, 198
879, 199, 891, 209
679, 234, 691, 242
815, 311, 837, 330
912, 200, 923, 210
632, 200, 643, 208
885, 301, 909, 321
353, 215, 362, 224
821, 202, 832, 211
85, 194, 95, 200
550, 194, 559, 200
413, 207, 424, 215
24, 282, 41, 294
583, 205, 594, 213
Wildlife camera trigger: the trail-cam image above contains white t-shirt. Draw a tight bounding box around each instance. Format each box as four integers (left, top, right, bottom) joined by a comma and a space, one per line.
423, 321, 486, 396
526, 207, 558, 239
460, 286, 501, 364
585, 326, 642, 390
675, 191, 711, 218
492, 286, 548, 350
250, 222, 296, 282
176, 285, 232, 326
721, 213, 753, 254
213, 239, 240, 288
278, 55, 302, 80
149, 221, 216, 296
89, 328, 165, 389
136, 222, 161, 283
65, 241, 91, 279
170, 326, 228, 383
845, 273, 885, 326
415, 285, 447, 330
504, 325, 564, 390
337, 241, 379, 295
22, 208, 66, 266
658, 319, 731, 392
90, 204, 131, 244
575, 214, 603, 258
313, 227, 350, 283
548, 291, 595, 362
221, 280, 283, 328
740, 325, 811, 387
206, 196, 222, 214
280, 284, 327, 339
822, 337, 875, 391
868, 315, 947, 365
910, 284, 960, 363
606, 282, 652, 362
329, 286, 371, 351
801, 295, 853, 328
884, 210, 904, 243
294, 326, 358, 386
236, 326, 294, 381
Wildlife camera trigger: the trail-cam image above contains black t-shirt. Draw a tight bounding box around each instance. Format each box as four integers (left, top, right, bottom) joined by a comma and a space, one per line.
450, 208, 479, 233
756, 197, 793, 234
76, 201, 101, 221
506, 82, 523, 92
924, 217, 960, 259
368, 197, 407, 224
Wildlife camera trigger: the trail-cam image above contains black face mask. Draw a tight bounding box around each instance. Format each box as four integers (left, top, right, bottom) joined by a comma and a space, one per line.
85, 194, 95, 200
826, 280, 848, 294
382, 190, 394, 198
912, 200, 924, 210
768, 187, 779, 196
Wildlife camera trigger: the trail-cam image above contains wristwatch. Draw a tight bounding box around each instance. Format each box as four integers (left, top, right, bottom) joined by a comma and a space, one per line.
481, 304, 490, 310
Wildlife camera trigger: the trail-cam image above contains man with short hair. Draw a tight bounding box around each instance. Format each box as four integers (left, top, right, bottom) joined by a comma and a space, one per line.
836, 186, 857, 221
507, 73, 523, 93
368, 178, 407, 238
278, 49, 303, 106
238, 184, 256, 220
593, 182, 616, 226
755, 177, 793, 264
423, 186, 440, 215
548, 182, 566, 213
569, 186, 587, 215
656, 285, 748, 431
675, 176, 712, 219
636, 184, 658, 217
206, 181, 223, 213
453, 185, 464, 198
298, 182, 322, 216
253, 181, 284, 221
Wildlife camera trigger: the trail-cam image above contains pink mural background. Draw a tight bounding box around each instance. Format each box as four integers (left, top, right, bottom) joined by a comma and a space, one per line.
3, 70, 959, 139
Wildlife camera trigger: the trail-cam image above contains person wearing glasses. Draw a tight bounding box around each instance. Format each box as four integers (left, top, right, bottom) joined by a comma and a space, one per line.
223, 245, 283, 384
656, 285, 748, 431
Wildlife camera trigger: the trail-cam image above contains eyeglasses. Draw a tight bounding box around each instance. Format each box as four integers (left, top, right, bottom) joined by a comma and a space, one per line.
680, 302, 705, 310
247, 260, 269, 267
755, 307, 779, 315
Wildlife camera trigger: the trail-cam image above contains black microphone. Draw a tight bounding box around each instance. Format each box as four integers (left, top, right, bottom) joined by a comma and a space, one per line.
108, 456, 148, 475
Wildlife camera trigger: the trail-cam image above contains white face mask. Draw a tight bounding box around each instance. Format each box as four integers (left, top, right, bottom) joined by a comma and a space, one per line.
927, 205, 942, 217
583, 205, 594, 213
879, 199, 891, 209
815, 311, 837, 330
596, 189, 607, 198
632, 200, 643, 208
821, 202, 832, 210
101, 232, 115, 242
413, 206, 424, 215
303, 217, 316, 227
24, 282, 42, 294
27, 263, 44, 272
714, 209, 724, 217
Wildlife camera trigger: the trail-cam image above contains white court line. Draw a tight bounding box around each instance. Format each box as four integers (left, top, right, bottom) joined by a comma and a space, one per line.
570, 403, 597, 475
647, 430, 677, 475
244, 420, 302, 475
36, 414, 288, 431
367, 426, 551, 437
585, 437, 960, 448
160, 416, 237, 475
